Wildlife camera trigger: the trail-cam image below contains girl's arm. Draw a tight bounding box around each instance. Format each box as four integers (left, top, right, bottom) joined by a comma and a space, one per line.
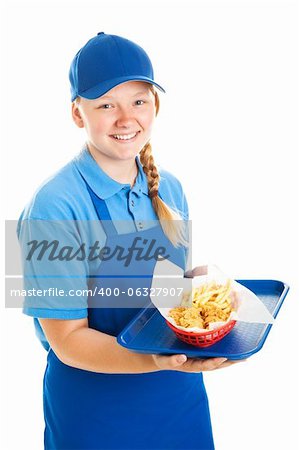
39, 318, 241, 373
39, 318, 159, 373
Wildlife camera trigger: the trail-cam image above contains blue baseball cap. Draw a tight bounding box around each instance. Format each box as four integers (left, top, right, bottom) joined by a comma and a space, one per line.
69, 32, 166, 102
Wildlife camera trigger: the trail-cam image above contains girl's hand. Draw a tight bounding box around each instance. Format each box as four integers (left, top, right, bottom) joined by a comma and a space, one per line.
184, 265, 208, 278
152, 354, 245, 372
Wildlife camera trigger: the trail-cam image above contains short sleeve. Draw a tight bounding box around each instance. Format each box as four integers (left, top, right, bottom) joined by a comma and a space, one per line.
158, 168, 189, 220
181, 189, 189, 221
18, 218, 90, 319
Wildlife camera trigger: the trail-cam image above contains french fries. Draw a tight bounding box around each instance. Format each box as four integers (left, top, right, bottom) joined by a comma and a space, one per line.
168, 279, 235, 330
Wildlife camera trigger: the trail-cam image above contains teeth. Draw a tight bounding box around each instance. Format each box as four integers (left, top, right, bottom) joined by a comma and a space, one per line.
113, 132, 137, 140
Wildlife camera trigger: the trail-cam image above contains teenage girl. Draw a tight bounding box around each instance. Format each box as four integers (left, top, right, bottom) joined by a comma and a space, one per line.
18, 32, 239, 450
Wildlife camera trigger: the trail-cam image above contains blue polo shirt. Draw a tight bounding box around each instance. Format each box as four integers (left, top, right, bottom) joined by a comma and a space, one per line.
18, 145, 189, 324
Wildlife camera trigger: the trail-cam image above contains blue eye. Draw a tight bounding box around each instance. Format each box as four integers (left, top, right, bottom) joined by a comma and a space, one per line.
99, 104, 112, 109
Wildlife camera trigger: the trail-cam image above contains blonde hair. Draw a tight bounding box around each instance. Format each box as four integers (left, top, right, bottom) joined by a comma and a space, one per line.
140, 86, 188, 248
75, 86, 188, 248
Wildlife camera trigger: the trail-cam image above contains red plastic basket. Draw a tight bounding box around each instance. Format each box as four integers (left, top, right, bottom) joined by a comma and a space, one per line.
166, 319, 237, 348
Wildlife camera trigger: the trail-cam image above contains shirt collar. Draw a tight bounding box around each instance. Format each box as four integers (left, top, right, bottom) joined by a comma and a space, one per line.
74, 145, 149, 200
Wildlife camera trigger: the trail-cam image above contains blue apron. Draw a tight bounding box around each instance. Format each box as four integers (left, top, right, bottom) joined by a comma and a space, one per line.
43, 183, 215, 450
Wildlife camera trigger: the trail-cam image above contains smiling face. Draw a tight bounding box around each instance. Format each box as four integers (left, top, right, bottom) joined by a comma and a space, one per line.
72, 81, 156, 164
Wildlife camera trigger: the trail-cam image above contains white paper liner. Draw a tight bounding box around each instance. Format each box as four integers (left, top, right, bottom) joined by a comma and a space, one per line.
151, 259, 274, 334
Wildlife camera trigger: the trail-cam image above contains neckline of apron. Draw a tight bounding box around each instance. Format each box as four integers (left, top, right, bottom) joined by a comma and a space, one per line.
85, 179, 164, 239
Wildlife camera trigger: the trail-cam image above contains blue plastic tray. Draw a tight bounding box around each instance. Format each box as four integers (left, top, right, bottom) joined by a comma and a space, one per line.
117, 280, 289, 360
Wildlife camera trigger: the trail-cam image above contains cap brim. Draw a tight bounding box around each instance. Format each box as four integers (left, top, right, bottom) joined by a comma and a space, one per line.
76, 76, 166, 101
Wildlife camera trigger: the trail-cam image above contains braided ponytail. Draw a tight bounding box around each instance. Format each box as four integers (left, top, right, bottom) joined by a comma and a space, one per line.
139, 88, 188, 248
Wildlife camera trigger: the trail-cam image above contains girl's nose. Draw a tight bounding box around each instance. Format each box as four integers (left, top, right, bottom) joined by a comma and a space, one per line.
115, 108, 135, 127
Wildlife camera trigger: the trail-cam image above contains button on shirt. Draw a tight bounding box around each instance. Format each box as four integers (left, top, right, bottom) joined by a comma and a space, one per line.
17, 146, 189, 322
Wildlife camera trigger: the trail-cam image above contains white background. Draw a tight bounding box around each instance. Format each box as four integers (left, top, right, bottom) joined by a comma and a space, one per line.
2, 1, 299, 449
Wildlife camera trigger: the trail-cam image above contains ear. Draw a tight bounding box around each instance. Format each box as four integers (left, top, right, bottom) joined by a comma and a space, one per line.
71, 102, 85, 128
